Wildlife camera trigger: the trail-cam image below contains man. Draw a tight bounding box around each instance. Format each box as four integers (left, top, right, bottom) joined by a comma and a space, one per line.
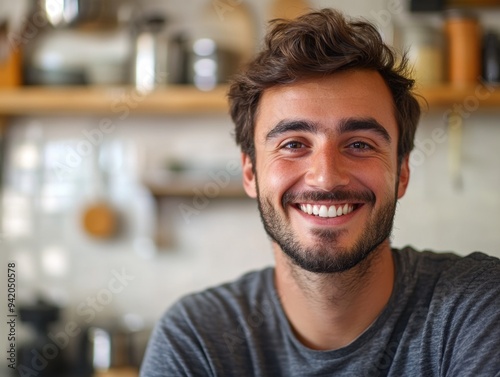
140, 9, 500, 376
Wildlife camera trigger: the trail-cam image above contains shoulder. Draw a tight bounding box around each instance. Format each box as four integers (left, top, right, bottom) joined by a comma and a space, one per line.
426, 250, 499, 292
393, 248, 500, 374
168, 267, 274, 322
140, 267, 276, 376
156, 266, 277, 342
395, 246, 499, 288
393, 247, 500, 321
397, 250, 500, 327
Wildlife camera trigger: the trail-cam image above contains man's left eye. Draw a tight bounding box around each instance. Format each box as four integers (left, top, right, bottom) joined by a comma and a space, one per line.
283, 141, 305, 149
350, 141, 372, 149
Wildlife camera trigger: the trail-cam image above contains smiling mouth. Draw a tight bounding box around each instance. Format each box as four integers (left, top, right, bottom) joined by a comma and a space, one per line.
296, 203, 360, 218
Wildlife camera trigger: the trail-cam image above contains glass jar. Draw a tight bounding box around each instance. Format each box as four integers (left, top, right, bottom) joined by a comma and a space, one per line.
444, 10, 481, 85
402, 22, 445, 85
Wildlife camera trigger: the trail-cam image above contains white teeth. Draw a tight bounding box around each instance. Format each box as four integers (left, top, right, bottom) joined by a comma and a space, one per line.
298, 203, 356, 218
319, 205, 328, 217
328, 206, 337, 217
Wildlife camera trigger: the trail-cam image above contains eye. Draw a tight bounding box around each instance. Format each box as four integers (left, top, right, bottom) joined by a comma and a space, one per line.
282, 141, 306, 149
349, 141, 372, 150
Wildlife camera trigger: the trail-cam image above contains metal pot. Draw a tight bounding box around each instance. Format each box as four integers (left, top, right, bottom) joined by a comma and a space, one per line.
77, 321, 150, 374
36, 0, 129, 29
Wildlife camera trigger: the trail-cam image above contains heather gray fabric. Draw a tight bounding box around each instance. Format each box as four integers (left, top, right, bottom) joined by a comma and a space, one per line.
140, 247, 500, 377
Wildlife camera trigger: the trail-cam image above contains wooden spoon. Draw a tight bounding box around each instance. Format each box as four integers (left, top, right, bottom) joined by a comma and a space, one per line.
81, 143, 118, 240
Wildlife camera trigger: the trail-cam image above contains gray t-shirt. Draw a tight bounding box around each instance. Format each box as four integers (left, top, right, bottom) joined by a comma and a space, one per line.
140, 247, 500, 376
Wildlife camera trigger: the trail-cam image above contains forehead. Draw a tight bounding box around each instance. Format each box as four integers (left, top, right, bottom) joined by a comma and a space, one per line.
255, 70, 397, 138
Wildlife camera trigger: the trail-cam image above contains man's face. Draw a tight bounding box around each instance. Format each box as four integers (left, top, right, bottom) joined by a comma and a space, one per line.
242, 70, 410, 274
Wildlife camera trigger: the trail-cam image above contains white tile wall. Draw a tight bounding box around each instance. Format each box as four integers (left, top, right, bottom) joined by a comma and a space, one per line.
394, 111, 500, 256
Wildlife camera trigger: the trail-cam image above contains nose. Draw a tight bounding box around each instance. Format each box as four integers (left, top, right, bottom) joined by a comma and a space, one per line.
304, 145, 350, 192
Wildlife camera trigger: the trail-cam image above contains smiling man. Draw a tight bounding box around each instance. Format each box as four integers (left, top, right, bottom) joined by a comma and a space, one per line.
140, 9, 500, 377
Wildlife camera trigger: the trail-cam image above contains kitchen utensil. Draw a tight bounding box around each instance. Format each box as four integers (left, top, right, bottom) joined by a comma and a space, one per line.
18, 300, 66, 376
131, 14, 169, 92
82, 202, 117, 239
187, 0, 256, 90
37, 0, 130, 29
187, 38, 239, 91
39, 0, 79, 27
22, 28, 130, 86
81, 144, 118, 240
78, 319, 149, 373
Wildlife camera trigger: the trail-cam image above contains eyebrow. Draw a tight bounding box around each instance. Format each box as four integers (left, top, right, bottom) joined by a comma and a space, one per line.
338, 118, 392, 144
265, 117, 392, 144
265, 120, 318, 141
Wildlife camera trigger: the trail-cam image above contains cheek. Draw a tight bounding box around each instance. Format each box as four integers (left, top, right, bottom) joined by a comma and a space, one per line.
352, 162, 398, 197
258, 159, 303, 196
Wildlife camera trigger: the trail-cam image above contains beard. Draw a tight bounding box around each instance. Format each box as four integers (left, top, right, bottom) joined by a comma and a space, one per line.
256, 178, 398, 274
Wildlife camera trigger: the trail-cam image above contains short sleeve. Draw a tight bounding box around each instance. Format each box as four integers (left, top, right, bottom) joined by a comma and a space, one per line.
441, 254, 500, 376
139, 300, 215, 377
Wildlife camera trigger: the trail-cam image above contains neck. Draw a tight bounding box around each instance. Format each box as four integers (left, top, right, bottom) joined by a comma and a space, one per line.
273, 241, 395, 350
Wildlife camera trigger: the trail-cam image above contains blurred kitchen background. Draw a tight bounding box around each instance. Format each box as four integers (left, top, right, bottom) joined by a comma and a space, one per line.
0, 0, 499, 375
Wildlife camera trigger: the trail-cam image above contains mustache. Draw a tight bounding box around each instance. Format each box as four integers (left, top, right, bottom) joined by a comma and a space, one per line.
282, 189, 375, 207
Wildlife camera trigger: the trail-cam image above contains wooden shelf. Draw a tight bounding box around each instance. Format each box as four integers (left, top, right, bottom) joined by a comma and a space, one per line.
145, 179, 246, 198
0, 84, 499, 116
416, 84, 500, 109
0, 85, 229, 115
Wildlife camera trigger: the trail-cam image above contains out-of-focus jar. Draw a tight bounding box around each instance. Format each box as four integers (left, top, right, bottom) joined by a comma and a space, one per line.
444, 10, 482, 86
403, 23, 445, 85
186, 0, 256, 91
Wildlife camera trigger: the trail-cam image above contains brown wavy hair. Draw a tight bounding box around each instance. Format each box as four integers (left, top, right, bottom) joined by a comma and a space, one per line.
228, 8, 420, 165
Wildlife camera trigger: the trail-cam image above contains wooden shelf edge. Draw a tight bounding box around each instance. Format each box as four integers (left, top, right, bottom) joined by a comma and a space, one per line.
0, 85, 229, 115
145, 180, 247, 198
416, 83, 500, 110
0, 83, 499, 115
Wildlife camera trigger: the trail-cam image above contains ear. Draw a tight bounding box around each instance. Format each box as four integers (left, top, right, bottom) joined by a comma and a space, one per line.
241, 153, 257, 198
397, 155, 410, 199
